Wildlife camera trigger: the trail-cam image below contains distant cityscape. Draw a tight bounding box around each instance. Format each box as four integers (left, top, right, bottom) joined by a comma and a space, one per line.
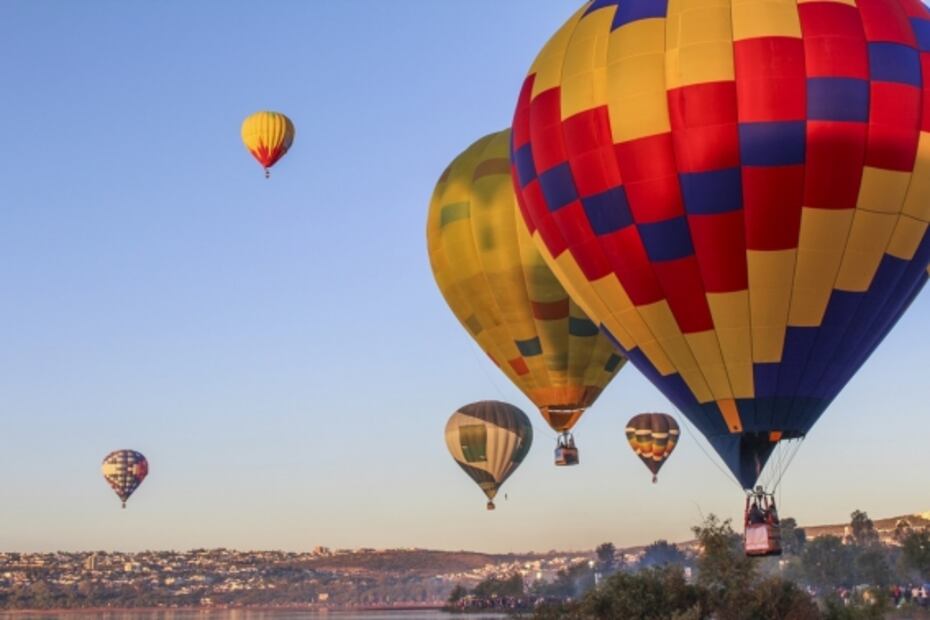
0, 546, 599, 610
2, 511, 927, 611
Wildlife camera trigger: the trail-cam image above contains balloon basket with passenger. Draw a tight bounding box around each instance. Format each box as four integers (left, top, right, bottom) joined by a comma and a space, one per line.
744, 486, 782, 557
554, 432, 579, 466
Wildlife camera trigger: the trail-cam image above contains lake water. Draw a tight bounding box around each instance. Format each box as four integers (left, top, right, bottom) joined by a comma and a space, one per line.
0, 611, 509, 620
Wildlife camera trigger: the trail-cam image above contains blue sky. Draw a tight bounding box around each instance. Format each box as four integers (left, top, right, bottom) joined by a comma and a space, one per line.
1, 1, 928, 554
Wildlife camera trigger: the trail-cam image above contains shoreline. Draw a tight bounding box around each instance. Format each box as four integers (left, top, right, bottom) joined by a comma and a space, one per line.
0, 604, 450, 615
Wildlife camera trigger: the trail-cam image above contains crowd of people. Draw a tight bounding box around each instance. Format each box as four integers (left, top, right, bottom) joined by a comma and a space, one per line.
889, 583, 930, 608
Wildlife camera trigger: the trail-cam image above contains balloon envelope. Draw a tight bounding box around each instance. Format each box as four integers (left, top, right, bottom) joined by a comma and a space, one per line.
510, 1, 930, 487
444, 401, 533, 508
102, 449, 148, 507
625, 413, 680, 482
241, 111, 295, 175
428, 130, 625, 433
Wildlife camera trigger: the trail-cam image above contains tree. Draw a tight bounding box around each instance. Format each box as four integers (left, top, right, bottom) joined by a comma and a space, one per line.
639, 540, 687, 569
744, 577, 821, 620
574, 566, 707, 620
893, 519, 912, 544
780, 517, 807, 556
849, 510, 879, 548
447, 584, 467, 604
595, 542, 616, 574
532, 562, 594, 599
472, 573, 523, 598
854, 548, 891, 586
899, 528, 930, 580
691, 514, 755, 620
801, 535, 853, 589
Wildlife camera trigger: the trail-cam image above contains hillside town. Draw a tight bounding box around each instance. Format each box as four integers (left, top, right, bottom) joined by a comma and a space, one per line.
0, 546, 596, 610
2, 511, 928, 612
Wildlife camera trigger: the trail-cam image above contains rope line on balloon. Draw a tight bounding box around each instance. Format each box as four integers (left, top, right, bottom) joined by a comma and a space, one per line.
677, 414, 745, 493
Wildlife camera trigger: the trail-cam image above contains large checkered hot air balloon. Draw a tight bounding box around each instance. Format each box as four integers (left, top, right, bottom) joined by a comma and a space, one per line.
445, 401, 533, 510
511, 0, 930, 489
101, 450, 148, 508
241, 111, 294, 178
428, 130, 626, 464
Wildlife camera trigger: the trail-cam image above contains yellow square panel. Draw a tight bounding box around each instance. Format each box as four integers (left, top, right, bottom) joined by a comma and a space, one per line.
561, 69, 609, 120
797, 0, 855, 5
748, 249, 796, 362
732, 0, 801, 40
637, 301, 711, 402
788, 208, 854, 326
706, 290, 751, 327
857, 166, 911, 214
902, 132, 930, 222
887, 216, 928, 261
684, 330, 735, 400
606, 58, 670, 142
530, 6, 590, 97
560, 9, 612, 118
706, 291, 753, 397
678, 366, 714, 403
666, 40, 735, 88
665, 0, 735, 88
835, 210, 898, 292
607, 17, 665, 63
724, 360, 754, 398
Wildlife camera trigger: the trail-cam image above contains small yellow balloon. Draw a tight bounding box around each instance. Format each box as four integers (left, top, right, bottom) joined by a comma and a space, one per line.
241, 111, 294, 178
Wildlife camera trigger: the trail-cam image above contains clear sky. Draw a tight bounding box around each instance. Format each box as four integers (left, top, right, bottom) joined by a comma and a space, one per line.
1, 1, 928, 555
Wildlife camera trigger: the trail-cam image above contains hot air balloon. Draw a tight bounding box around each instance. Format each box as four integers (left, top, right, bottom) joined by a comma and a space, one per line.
101, 450, 148, 508
511, 0, 930, 493
241, 111, 295, 178
445, 401, 533, 510
625, 413, 680, 483
428, 130, 626, 464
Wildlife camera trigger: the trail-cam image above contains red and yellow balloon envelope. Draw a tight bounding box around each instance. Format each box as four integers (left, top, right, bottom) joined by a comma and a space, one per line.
427, 130, 625, 461
625, 413, 680, 483
445, 401, 533, 510
102, 450, 148, 508
511, 0, 930, 488
241, 111, 295, 178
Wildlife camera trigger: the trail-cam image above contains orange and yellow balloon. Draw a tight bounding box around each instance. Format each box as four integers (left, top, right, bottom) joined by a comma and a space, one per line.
625, 413, 680, 484
241, 111, 294, 178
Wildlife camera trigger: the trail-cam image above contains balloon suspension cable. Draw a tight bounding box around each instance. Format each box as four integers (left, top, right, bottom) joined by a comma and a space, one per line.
677, 415, 744, 492
466, 343, 557, 441
769, 437, 804, 494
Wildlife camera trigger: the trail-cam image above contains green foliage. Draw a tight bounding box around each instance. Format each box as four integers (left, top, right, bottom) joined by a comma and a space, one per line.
531, 561, 594, 599
573, 566, 707, 620
691, 514, 753, 592
639, 539, 688, 569
900, 529, 930, 580
595, 542, 615, 573
743, 577, 821, 620
471, 573, 523, 598
781, 517, 807, 556
447, 584, 468, 603
854, 548, 892, 587
802, 535, 854, 589
849, 511, 880, 548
